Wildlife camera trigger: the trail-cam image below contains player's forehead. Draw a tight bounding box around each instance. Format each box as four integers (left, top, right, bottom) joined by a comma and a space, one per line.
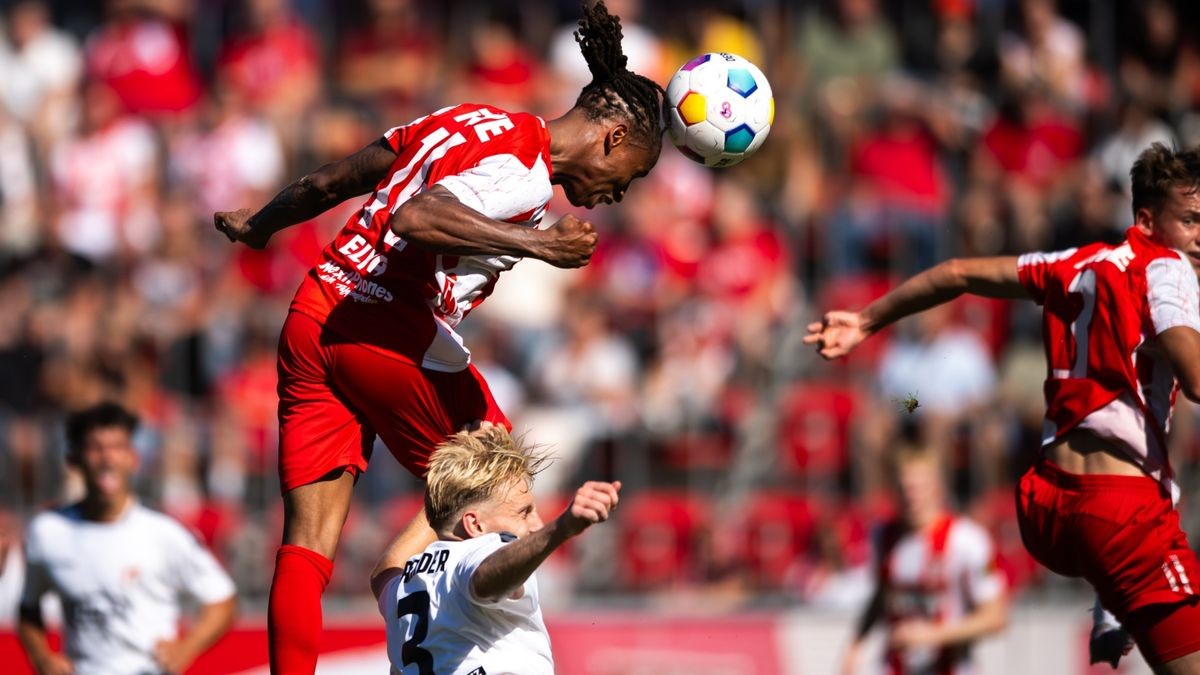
84, 425, 133, 446
1166, 185, 1200, 212
496, 477, 534, 511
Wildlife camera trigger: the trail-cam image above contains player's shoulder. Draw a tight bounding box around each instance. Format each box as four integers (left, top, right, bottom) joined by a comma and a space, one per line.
126, 503, 201, 542
27, 504, 81, 539
946, 516, 995, 550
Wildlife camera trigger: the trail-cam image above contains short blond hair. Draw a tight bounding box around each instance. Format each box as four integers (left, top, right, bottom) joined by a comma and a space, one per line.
424, 427, 550, 531
887, 443, 943, 480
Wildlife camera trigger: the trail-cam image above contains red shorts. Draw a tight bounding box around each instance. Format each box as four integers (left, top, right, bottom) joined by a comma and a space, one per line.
275, 311, 510, 492
1017, 460, 1200, 664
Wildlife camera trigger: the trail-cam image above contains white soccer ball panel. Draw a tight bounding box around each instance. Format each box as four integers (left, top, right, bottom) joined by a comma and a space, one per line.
745, 126, 770, 155
686, 61, 726, 94
666, 107, 687, 146
744, 91, 773, 131
684, 122, 724, 159
704, 91, 746, 132
666, 70, 692, 107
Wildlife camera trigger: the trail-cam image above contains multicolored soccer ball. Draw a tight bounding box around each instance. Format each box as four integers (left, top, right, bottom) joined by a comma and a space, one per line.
664, 52, 774, 168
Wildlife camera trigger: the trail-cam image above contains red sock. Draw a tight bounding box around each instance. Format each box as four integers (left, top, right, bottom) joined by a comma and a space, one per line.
269, 544, 334, 675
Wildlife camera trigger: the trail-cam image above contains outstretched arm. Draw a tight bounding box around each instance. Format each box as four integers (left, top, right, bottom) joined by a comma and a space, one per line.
389, 186, 598, 269
805, 256, 1028, 359
470, 481, 620, 602
214, 138, 398, 249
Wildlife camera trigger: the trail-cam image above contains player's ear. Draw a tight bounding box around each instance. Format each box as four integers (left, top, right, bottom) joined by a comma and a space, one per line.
1134, 206, 1155, 234
462, 510, 486, 538
604, 123, 629, 155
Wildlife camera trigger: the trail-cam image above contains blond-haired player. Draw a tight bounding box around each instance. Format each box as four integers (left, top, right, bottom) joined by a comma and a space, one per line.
370, 427, 620, 675
842, 446, 1008, 675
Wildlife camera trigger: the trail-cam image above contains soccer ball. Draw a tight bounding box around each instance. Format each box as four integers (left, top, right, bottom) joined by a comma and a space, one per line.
664, 52, 774, 168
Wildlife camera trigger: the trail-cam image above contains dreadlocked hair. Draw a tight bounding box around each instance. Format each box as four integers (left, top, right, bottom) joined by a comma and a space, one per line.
573, 0, 664, 147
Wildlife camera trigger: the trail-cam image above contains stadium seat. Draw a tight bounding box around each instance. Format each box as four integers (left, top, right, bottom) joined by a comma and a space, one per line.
777, 382, 862, 482
617, 491, 711, 590
737, 491, 821, 589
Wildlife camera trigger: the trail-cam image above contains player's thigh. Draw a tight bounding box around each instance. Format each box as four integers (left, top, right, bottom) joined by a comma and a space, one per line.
1126, 598, 1200, 673
277, 312, 376, 492
1080, 497, 1200, 621
329, 348, 508, 476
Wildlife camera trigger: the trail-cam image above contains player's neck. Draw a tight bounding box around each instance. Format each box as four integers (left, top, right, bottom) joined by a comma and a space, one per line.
545, 110, 592, 182
906, 508, 947, 533
80, 491, 133, 523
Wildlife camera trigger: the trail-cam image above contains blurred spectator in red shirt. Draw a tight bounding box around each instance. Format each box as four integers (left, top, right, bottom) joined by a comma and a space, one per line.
827, 86, 949, 276
85, 0, 202, 117
217, 0, 320, 148
976, 86, 1083, 195
336, 0, 440, 121
449, 10, 543, 113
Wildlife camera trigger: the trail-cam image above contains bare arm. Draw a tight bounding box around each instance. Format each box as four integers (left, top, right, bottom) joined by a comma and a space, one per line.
470, 481, 620, 602
17, 605, 72, 675
931, 595, 1009, 645
214, 138, 397, 249
891, 596, 1009, 650
389, 185, 598, 268
1158, 326, 1200, 402
154, 596, 237, 674
805, 257, 1027, 359
840, 586, 884, 675
371, 506, 439, 600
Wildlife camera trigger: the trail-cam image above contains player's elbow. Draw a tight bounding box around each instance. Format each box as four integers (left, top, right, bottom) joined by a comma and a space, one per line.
940, 258, 971, 290
389, 193, 440, 239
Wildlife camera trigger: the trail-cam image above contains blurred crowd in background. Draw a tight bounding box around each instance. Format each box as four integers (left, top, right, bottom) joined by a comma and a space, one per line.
2, 0, 1200, 614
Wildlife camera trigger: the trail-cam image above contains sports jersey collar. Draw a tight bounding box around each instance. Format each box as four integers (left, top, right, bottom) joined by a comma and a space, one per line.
1125, 225, 1160, 253
534, 115, 553, 181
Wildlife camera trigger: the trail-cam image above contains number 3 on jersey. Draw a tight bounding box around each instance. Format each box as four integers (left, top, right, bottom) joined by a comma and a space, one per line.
1057, 268, 1096, 380
396, 591, 434, 674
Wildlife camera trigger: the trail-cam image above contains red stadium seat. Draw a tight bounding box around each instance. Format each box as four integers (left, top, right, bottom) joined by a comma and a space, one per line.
617, 492, 711, 590
737, 491, 821, 589
777, 382, 862, 481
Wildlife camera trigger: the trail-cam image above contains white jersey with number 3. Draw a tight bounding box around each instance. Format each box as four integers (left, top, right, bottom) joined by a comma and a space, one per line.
379, 533, 554, 675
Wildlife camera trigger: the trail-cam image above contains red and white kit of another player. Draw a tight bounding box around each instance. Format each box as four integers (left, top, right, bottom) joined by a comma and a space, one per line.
1016, 226, 1200, 662
280, 103, 553, 489
877, 516, 1005, 675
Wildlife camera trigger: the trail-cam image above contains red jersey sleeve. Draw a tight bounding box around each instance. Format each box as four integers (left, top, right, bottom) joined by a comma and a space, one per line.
1017, 248, 1078, 304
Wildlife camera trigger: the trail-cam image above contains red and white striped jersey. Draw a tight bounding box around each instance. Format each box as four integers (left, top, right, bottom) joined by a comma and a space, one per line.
1018, 226, 1200, 502
289, 103, 553, 371
878, 516, 1005, 675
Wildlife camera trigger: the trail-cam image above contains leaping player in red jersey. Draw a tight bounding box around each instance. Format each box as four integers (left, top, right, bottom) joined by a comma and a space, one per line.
212, 3, 663, 672
807, 143, 1200, 673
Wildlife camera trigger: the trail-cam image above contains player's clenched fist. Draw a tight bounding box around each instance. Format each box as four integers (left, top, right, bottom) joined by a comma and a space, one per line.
557, 480, 621, 537
213, 209, 270, 249
803, 310, 870, 360
539, 214, 598, 268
